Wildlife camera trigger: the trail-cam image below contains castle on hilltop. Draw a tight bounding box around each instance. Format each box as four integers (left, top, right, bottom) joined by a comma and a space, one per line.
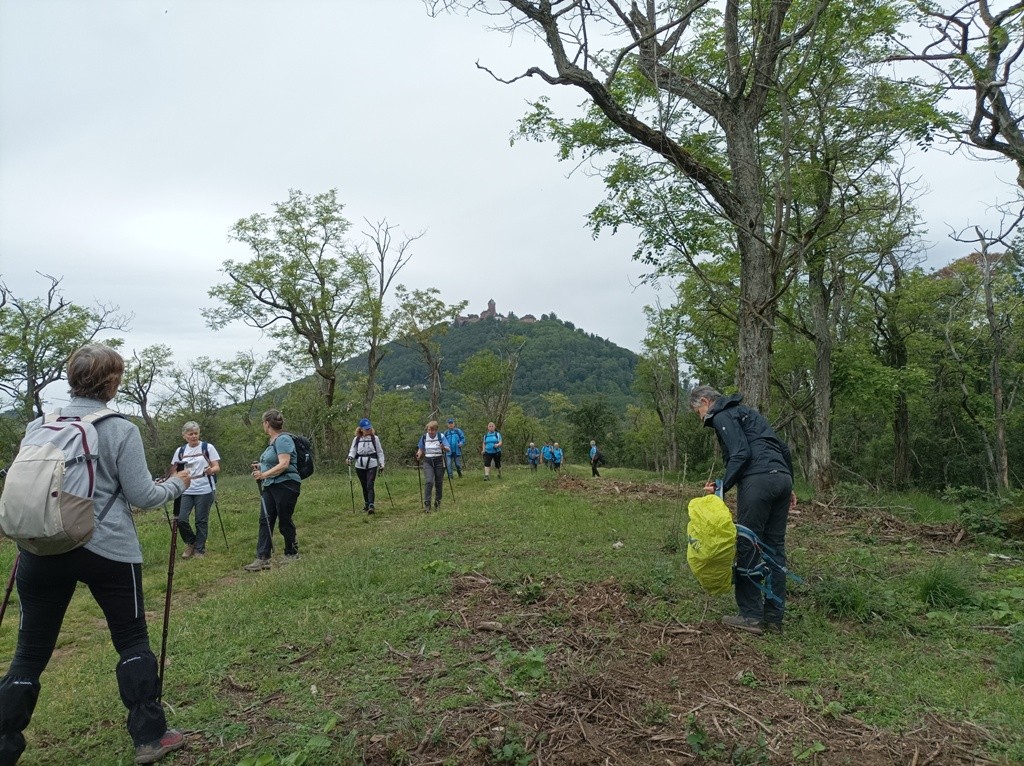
454, 299, 537, 327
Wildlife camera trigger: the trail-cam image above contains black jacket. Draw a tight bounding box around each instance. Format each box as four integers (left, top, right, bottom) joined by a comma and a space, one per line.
704, 393, 793, 492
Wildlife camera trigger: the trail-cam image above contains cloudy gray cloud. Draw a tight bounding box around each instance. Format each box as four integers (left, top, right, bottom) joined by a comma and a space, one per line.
0, 0, 1014, 408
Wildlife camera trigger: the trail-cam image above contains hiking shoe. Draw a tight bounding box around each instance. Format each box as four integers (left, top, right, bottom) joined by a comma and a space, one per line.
243, 558, 271, 572
135, 728, 185, 764
367, 505, 375, 515
282, 553, 300, 563
721, 615, 764, 635
763, 622, 783, 635
193, 551, 206, 558
181, 544, 195, 560
483, 475, 489, 481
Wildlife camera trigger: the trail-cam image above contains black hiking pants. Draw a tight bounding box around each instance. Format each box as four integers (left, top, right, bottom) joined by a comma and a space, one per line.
256, 480, 300, 558
356, 466, 378, 509
0, 547, 167, 763
734, 471, 792, 625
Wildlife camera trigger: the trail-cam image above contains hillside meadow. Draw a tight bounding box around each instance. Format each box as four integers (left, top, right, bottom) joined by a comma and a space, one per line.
0, 464, 1021, 765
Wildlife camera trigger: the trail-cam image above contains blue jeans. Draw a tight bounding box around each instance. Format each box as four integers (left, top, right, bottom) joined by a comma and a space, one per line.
177, 491, 214, 552
446, 453, 463, 478
734, 471, 792, 624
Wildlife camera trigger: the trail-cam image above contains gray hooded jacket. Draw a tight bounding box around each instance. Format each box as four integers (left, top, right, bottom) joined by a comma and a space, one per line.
24, 397, 185, 563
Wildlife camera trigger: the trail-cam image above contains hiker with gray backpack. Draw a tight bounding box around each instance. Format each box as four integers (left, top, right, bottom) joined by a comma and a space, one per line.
0, 343, 190, 765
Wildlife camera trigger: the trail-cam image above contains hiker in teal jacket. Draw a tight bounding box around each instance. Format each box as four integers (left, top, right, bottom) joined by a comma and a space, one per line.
443, 418, 465, 478
541, 442, 554, 471
525, 442, 541, 472
481, 422, 503, 480
552, 443, 564, 473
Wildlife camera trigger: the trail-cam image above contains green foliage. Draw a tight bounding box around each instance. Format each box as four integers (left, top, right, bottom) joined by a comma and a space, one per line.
915, 562, 976, 610
813, 577, 875, 622
204, 189, 371, 409
344, 317, 639, 411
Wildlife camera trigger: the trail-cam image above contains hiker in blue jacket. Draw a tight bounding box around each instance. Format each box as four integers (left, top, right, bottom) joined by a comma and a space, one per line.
442, 418, 465, 478
551, 442, 564, 473
525, 442, 541, 472
481, 421, 503, 480
589, 440, 602, 477
690, 385, 797, 636
541, 442, 554, 470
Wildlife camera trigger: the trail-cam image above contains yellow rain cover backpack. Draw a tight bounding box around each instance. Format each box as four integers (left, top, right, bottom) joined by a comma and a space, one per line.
686, 494, 736, 595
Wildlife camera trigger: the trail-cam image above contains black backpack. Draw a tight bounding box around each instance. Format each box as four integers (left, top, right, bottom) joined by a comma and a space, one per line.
277, 433, 314, 479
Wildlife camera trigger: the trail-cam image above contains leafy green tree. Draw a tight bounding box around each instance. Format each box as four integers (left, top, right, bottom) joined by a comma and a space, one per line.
394, 286, 468, 418
567, 397, 622, 466
447, 335, 526, 430
0, 274, 129, 418
429, 0, 835, 410
208, 350, 279, 426
910, 0, 1024, 188
204, 189, 370, 413
118, 344, 175, 448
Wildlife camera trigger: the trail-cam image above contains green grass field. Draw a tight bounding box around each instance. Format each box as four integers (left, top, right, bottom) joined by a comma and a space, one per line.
1, 465, 1021, 765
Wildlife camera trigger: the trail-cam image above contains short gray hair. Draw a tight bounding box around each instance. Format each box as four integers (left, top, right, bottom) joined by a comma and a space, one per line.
181, 421, 201, 435
688, 385, 722, 410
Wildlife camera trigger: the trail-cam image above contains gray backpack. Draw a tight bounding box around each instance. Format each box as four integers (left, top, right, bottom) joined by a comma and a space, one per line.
0, 409, 123, 555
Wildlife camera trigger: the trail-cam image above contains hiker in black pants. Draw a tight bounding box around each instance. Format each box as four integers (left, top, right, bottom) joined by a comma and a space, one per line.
690, 385, 797, 636
589, 440, 602, 477
346, 418, 385, 514
0, 344, 190, 765
416, 420, 450, 511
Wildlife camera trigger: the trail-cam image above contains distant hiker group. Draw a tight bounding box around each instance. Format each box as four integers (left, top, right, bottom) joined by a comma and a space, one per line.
0, 340, 619, 765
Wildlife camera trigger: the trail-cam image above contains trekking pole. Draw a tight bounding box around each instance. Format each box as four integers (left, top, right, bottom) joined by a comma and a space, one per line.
381, 469, 395, 509
0, 553, 20, 631
212, 496, 229, 550
442, 451, 456, 506
159, 492, 181, 699
416, 461, 424, 511
347, 463, 356, 513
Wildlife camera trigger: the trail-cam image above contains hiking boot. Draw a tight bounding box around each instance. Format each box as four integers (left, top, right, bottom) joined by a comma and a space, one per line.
193, 550, 206, 558
424, 504, 432, 513
457, 470, 462, 478
135, 728, 185, 764
483, 475, 489, 481
763, 622, 783, 635
434, 503, 441, 512
181, 544, 195, 560
721, 615, 764, 635
367, 505, 375, 515
243, 558, 271, 572
282, 553, 300, 563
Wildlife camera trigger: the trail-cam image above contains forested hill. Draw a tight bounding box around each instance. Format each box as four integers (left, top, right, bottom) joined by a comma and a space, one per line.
346, 317, 640, 405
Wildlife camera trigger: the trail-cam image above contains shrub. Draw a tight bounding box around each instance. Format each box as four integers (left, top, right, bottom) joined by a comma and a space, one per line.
814, 577, 873, 622
915, 562, 975, 610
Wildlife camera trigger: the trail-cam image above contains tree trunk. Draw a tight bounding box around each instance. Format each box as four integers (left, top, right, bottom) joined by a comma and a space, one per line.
807, 264, 835, 494
730, 121, 776, 411
981, 252, 1010, 490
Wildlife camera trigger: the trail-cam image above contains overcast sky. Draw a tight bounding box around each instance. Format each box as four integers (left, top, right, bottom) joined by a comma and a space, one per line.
0, 0, 1017, 405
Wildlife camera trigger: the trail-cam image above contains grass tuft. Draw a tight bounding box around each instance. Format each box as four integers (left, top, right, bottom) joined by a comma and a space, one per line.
914, 562, 975, 609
